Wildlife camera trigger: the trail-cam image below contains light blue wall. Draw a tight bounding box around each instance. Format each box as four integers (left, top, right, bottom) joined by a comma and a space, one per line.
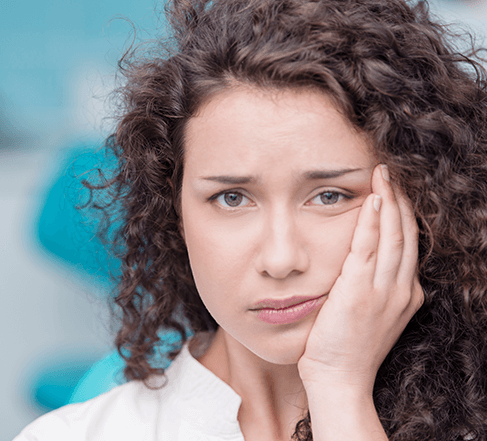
1, 1, 165, 439
1, 0, 164, 140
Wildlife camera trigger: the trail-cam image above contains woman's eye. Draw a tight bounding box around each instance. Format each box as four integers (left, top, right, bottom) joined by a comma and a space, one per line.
308, 191, 346, 206
215, 192, 250, 208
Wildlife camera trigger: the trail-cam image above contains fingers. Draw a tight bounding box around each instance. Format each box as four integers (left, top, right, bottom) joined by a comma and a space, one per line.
371, 164, 423, 311
395, 186, 419, 285
340, 190, 381, 287
396, 192, 424, 312
372, 165, 405, 288
340, 163, 423, 312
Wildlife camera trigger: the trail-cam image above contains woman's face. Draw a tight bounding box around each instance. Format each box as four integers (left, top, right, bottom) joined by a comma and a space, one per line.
181, 87, 377, 364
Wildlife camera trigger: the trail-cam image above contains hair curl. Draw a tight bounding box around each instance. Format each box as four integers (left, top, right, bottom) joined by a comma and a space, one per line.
87, 0, 487, 439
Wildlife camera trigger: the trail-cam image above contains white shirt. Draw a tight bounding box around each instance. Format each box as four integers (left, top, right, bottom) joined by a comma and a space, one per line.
13, 343, 245, 441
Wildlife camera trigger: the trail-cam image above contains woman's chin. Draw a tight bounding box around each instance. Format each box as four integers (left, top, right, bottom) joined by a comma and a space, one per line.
258, 349, 304, 365
241, 328, 311, 366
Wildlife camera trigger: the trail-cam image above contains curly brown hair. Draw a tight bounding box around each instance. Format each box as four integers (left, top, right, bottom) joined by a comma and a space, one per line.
87, 0, 487, 439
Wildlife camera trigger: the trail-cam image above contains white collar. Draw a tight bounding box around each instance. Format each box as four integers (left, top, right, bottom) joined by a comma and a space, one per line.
163, 341, 243, 436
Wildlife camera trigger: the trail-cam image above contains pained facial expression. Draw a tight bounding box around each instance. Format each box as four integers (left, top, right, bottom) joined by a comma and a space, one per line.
181, 87, 376, 364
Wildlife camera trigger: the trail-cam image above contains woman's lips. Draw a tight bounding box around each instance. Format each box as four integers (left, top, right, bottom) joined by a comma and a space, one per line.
251, 294, 327, 325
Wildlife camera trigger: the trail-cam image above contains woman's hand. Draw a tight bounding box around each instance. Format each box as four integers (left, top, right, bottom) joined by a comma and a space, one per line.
298, 163, 424, 395
297, 164, 423, 440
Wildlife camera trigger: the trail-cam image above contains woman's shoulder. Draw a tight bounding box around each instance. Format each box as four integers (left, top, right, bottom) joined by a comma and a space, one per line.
13, 377, 169, 441
12, 337, 234, 441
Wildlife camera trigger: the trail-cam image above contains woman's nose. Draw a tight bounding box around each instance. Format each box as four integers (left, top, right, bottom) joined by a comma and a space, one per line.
255, 210, 309, 279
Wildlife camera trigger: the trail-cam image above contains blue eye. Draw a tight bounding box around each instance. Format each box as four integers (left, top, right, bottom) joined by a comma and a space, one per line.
216, 192, 250, 208
309, 191, 345, 205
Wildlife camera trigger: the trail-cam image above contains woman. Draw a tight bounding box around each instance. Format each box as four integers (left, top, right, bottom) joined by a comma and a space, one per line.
15, 0, 487, 440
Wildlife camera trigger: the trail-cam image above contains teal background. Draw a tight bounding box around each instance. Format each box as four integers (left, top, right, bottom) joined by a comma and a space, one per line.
1, 1, 165, 439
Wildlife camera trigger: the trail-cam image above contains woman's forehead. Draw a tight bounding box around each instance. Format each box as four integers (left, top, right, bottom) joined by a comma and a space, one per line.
184, 86, 375, 175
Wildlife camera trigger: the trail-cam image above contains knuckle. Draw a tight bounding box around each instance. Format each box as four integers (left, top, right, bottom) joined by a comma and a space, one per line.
351, 242, 377, 264
390, 231, 405, 248
395, 289, 412, 312
417, 296, 425, 311
402, 282, 424, 314
361, 248, 377, 264
415, 284, 425, 310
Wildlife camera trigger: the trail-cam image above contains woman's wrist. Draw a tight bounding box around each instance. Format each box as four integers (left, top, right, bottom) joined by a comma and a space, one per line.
305, 383, 388, 441
298, 356, 377, 396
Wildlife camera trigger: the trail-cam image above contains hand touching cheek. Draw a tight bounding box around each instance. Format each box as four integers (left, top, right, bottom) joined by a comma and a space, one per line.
298, 164, 424, 394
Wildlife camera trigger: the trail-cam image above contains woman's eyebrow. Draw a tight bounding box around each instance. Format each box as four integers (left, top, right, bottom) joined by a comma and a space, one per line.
201, 175, 255, 184
304, 168, 364, 179
200, 168, 365, 184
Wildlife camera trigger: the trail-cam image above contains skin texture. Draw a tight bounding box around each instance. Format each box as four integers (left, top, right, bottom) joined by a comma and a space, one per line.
181, 87, 423, 440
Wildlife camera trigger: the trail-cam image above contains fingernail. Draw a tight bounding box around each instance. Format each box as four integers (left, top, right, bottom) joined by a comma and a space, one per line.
381, 164, 390, 182
374, 195, 382, 212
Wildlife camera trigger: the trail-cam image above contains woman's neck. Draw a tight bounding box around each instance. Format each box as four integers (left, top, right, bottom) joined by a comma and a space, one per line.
196, 328, 308, 441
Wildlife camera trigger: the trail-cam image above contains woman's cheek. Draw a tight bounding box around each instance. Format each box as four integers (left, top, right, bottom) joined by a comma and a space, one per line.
185, 217, 253, 297
309, 206, 362, 271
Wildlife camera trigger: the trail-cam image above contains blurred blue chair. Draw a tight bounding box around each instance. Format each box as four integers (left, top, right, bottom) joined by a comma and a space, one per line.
67, 329, 184, 404
36, 142, 120, 287
32, 142, 184, 409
